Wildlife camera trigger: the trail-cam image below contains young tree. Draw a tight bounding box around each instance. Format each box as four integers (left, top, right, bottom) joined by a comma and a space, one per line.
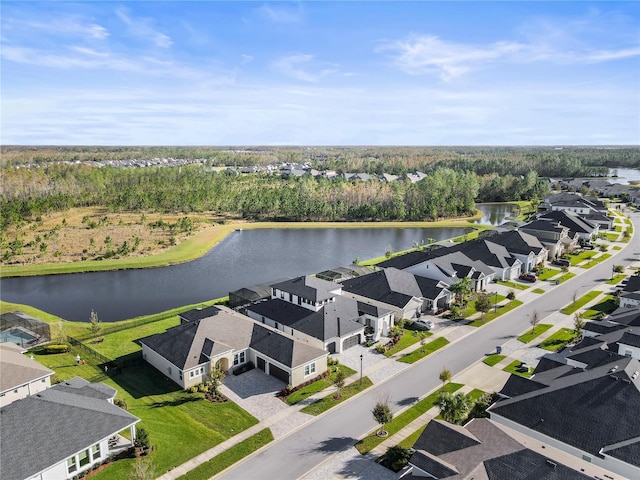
435, 392, 472, 425
208, 364, 226, 396
88, 309, 101, 338
475, 292, 492, 322
573, 311, 585, 340
530, 310, 540, 334
439, 367, 452, 390
372, 399, 393, 437
132, 457, 155, 480
333, 370, 346, 400
418, 332, 427, 353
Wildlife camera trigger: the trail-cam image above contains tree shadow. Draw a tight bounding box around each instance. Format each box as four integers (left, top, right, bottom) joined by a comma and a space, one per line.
108, 363, 183, 399
396, 396, 419, 407
148, 396, 201, 408
308, 436, 359, 455
334, 450, 397, 480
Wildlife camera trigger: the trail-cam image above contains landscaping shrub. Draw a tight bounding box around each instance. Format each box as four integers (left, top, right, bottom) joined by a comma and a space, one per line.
506, 290, 516, 300
383, 445, 413, 472
232, 361, 255, 376
44, 344, 69, 354
114, 398, 128, 410
375, 344, 387, 354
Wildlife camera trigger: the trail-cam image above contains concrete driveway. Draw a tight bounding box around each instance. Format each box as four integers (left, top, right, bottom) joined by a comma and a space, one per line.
220, 369, 287, 421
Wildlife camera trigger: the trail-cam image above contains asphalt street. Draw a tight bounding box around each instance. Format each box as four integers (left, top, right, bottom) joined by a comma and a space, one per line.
220, 211, 640, 480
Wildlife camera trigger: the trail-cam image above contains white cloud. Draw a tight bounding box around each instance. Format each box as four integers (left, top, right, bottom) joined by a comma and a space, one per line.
257, 4, 303, 24
116, 7, 172, 48
378, 35, 523, 80
272, 53, 339, 82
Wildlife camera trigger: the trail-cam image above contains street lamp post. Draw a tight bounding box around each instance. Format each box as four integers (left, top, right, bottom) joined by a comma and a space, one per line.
360, 354, 363, 385
494, 291, 498, 313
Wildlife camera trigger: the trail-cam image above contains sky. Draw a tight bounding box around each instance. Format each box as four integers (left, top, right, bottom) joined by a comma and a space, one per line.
1, 1, 639, 146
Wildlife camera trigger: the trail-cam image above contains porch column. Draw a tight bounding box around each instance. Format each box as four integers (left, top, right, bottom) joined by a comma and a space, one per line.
130, 425, 136, 446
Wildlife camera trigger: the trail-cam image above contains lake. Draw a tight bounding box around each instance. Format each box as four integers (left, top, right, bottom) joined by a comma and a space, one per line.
473, 203, 519, 226
1, 226, 471, 322
610, 168, 640, 185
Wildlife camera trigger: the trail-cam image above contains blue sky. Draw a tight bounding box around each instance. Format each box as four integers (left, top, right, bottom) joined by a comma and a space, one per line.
2, 1, 639, 145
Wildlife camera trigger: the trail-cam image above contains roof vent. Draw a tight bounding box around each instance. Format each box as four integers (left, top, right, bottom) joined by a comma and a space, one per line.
632, 371, 639, 380
610, 375, 619, 380
546, 460, 557, 469
622, 379, 632, 384
609, 365, 618, 373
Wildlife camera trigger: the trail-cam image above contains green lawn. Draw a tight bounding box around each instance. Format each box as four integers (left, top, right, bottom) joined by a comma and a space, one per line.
607, 274, 627, 285
497, 280, 529, 290
300, 377, 373, 415
503, 360, 533, 378
397, 424, 427, 450
557, 272, 576, 284
568, 251, 597, 266
38, 358, 260, 480
467, 388, 486, 401
517, 324, 553, 343
602, 232, 620, 242
583, 295, 618, 319
482, 354, 506, 366
397, 337, 449, 364
355, 383, 463, 454
177, 429, 274, 480
286, 363, 356, 405
560, 291, 601, 315
538, 328, 577, 351
537, 268, 561, 281
384, 329, 428, 357
532, 288, 545, 294
614, 225, 622, 232
612, 245, 622, 251
579, 253, 611, 268
468, 300, 523, 327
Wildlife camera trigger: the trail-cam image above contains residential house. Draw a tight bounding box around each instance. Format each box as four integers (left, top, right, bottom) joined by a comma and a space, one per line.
245, 275, 390, 350
489, 327, 640, 479
0, 342, 53, 407
540, 192, 607, 215
406, 171, 428, 183
141, 305, 328, 388
340, 267, 451, 322
1, 377, 139, 480
481, 230, 548, 272
519, 219, 576, 259
406, 418, 592, 479
445, 238, 523, 281
537, 210, 600, 242
619, 277, 640, 309
379, 250, 495, 292
378, 173, 399, 183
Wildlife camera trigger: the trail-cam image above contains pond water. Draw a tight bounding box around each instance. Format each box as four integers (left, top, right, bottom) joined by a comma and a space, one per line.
1, 226, 470, 322
473, 203, 519, 226
609, 168, 640, 185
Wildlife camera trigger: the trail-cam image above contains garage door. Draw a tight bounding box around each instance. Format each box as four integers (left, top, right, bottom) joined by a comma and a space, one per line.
269, 364, 290, 384
257, 357, 266, 372
342, 334, 360, 350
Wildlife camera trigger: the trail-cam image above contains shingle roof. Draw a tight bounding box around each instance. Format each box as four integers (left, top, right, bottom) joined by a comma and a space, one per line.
490, 359, 640, 462
0, 378, 139, 480
619, 332, 640, 348
538, 210, 598, 236
271, 275, 339, 302
486, 230, 546, 256
413, 419, 481, 456
483, 449, 593, 480
141, 306, 326, 369
0, 343, 53, 394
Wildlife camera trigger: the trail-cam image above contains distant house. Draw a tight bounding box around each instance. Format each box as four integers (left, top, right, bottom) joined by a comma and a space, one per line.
1, 377, 139, 480
519, 219, 576, 259
540, 192, 607, 215
407, 418, 592, 479
406, 171, 428, 183
379, 250, 495, 292
378, 173, 398, 183
141, 305, 328, 388
340, 267, 451, 320
0, 342, 53, 407
481, 230, 548, 273
489, 326, 640, 479
537, 210, 600, 241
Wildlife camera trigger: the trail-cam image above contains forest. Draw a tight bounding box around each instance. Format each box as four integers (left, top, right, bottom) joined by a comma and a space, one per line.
1, 145, 637, 230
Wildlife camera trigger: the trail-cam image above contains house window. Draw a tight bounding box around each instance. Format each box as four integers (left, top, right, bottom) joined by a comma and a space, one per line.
179, 372, 183, 380
304, 363, 316, 377
189, 371, 194, 378
234, 351, 246, 366
582, 454, 591, 463
41, 378, 46, 383
67, 456, 77, 474
79, 449, 90, 467
91, 444, 101, 461
624, 349, 633, 357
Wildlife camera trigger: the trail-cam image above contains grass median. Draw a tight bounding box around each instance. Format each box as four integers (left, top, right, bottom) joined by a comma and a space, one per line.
177, 428, 274, 480
517, 324, 552, 343
538, 328, 577, 351
397, 337, 449, 364
286, 363, 356, 405
355, 382, 463, 454
300, 377, 374, 416
468, 299, 523, 327
560, 291, 601, 315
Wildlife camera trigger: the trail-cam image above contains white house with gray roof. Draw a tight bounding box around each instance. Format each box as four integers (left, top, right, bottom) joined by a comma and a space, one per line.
0, 342, 53, 407
141, 305, 328, 388
0, 377, 139, 480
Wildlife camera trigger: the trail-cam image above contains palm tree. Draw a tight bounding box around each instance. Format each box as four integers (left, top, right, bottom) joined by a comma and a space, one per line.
450, 277, 472, 307
439, 367, 452, 390
435, 392, 472, 424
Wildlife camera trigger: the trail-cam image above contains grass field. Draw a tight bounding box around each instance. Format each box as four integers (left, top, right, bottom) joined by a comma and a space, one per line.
517, 324, 553, 343
583, 295, 618, 319
355, 383, 463, 454
579, 253, 611, 268
503, 360, 533, 378
300, 377, 373, 415
532, 288, 545, 294
538, 328, 576, 351
384, 329, 425, 357
397, 337, 449, 364
537, 268, 561, 281
468, 300, 522, 327
33, 353, 259, 479
286, 363, 356, 405
557, 272, 576, 284
560, 291, 601, 315
177, 429, 274, 480
568, 251, 597, 266
607, 274, 628, 285
482, 354, 506, 366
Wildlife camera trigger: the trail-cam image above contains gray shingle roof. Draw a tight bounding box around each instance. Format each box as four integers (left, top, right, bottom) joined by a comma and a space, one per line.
271, 275, 339, 302
141, 306, 326, 370
0, 343, 53, 394
0, 378, 139, 480
483, 449, 593, 480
